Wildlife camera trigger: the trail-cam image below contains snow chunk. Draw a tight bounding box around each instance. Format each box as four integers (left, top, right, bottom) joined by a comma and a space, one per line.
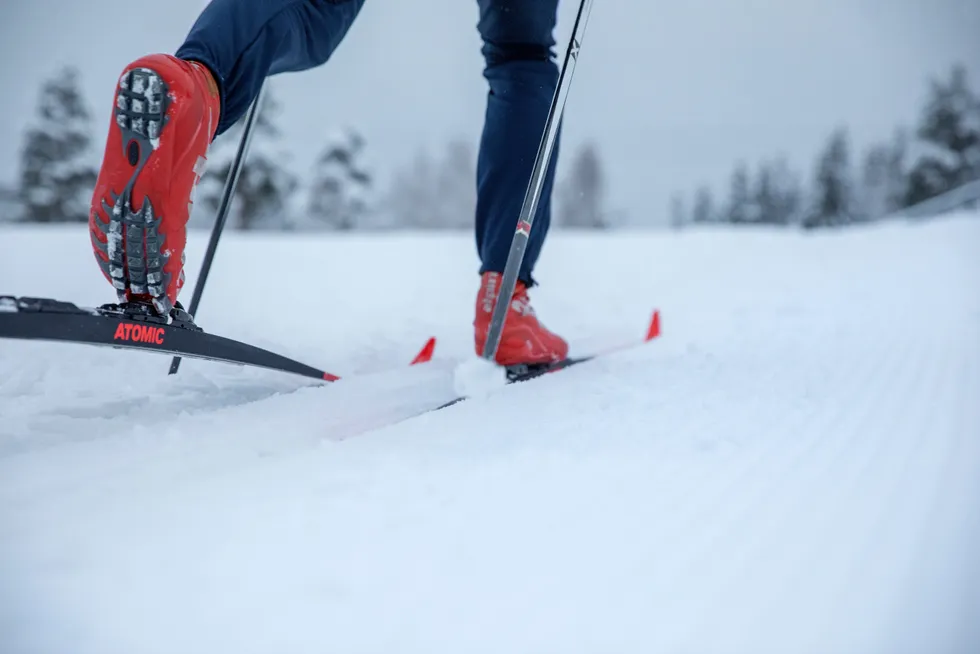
452, 356, 507, 399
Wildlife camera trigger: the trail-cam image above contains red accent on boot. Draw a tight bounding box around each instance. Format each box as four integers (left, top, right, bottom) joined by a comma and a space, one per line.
473, 272, 569, 366
89, 54, 220, 312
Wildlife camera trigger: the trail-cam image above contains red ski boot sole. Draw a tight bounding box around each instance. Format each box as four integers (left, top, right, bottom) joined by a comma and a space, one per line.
90, 67, 175, 314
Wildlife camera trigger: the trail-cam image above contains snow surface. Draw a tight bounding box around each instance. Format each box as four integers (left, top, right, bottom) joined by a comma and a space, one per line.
1, 214, 979, 654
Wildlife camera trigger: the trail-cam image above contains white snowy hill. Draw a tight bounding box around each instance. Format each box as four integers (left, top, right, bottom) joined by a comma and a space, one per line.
1, 212, 978, 654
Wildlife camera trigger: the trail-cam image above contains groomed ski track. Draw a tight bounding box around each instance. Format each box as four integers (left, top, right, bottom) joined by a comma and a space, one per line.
1, 213, 979, 654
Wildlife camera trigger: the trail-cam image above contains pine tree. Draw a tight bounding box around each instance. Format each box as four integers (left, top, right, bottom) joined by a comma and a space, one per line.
557, 142, 606, 228
903, 159, 948, 209
752, 162, 776, 224
18, 66, 97, 223
0, 184, 22, 223
806, 127, 854, 228
197, 86, 297, 230
726, 161, 751, 224
386, 148, 439, 228
857, 133, 909, 221
768, 156, 803, 226
433, 138, 477, 229
918, 64, 980, 181
385, 140, 477, 230
691, 185, 715, 224
307, 128, 372, 230
744, 159, 800, 226
668, 192, 687, 229
884, 128, 909, 213
905, 64, 980, 206
859, 143, 891, 220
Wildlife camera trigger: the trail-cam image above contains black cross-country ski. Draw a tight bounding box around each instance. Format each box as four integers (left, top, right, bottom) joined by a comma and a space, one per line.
433, 356, 595, 410
437, 309, 661, 411
0, 296, 435, 382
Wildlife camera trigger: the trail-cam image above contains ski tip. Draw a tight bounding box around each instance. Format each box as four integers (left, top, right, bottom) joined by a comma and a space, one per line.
411, 337, 437, 365
323, 371, 341, 382
645, 309, 661, 341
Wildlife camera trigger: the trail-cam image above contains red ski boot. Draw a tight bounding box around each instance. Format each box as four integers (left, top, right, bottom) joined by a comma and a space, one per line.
89, 54, 220, 315
474, 272, 569, 366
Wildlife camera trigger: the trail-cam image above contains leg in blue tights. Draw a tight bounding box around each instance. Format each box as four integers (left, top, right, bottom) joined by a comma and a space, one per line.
474, 0, 561, 286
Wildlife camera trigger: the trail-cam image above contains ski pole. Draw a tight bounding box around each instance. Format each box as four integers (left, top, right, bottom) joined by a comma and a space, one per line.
169, 81, 266, 376
480, 0, 595, 362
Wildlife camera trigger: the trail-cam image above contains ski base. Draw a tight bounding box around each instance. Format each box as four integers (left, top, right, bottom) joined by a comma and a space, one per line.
0, 295, 433, 382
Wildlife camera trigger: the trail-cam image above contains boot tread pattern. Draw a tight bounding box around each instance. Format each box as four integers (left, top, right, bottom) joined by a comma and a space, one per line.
92, 67, 173, 315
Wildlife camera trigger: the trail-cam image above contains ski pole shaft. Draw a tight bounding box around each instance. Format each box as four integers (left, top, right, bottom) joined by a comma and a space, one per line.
169, 81, 266, 376
480, 0, 595, 362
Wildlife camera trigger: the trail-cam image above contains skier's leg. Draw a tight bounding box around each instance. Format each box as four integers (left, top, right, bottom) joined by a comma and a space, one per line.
474, 0, 561, 285
472, 0, 568, 366
176, 0, 365, 137
89, 0, 365, 313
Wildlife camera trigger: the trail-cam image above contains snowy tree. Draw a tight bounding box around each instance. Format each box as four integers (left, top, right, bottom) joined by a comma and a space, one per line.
668, 192, 687, 229
726, 161, 751, 224
804, 127, 854, 228
196, 86, 297, 231
751, 162, 776, 224
853, 129, 908, 220
18, 66, 97, 222
306, 128, 373, 231
386, 148, 440, 228
905, 64, 980, 206
557, 142, 606, 228
766, 157, 803, 226
691, 185, 716, 224
884, 129, 909, 213
859, 145, 891, 220
433, 138, 477, 229
0, 184, 23, 223
385, 139, 477, 229
727, 158, 799, 226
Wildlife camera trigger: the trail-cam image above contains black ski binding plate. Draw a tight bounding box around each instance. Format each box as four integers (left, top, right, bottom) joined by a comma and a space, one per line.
0, 295, 338, 382
504, 356, 592, 382
94, 299, 202, 330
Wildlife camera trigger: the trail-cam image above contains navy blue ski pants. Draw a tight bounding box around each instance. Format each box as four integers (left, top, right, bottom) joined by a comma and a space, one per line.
176, 0, 560, 285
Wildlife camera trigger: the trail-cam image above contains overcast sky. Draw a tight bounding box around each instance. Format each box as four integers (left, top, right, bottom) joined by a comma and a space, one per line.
1, 0, 977, 223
